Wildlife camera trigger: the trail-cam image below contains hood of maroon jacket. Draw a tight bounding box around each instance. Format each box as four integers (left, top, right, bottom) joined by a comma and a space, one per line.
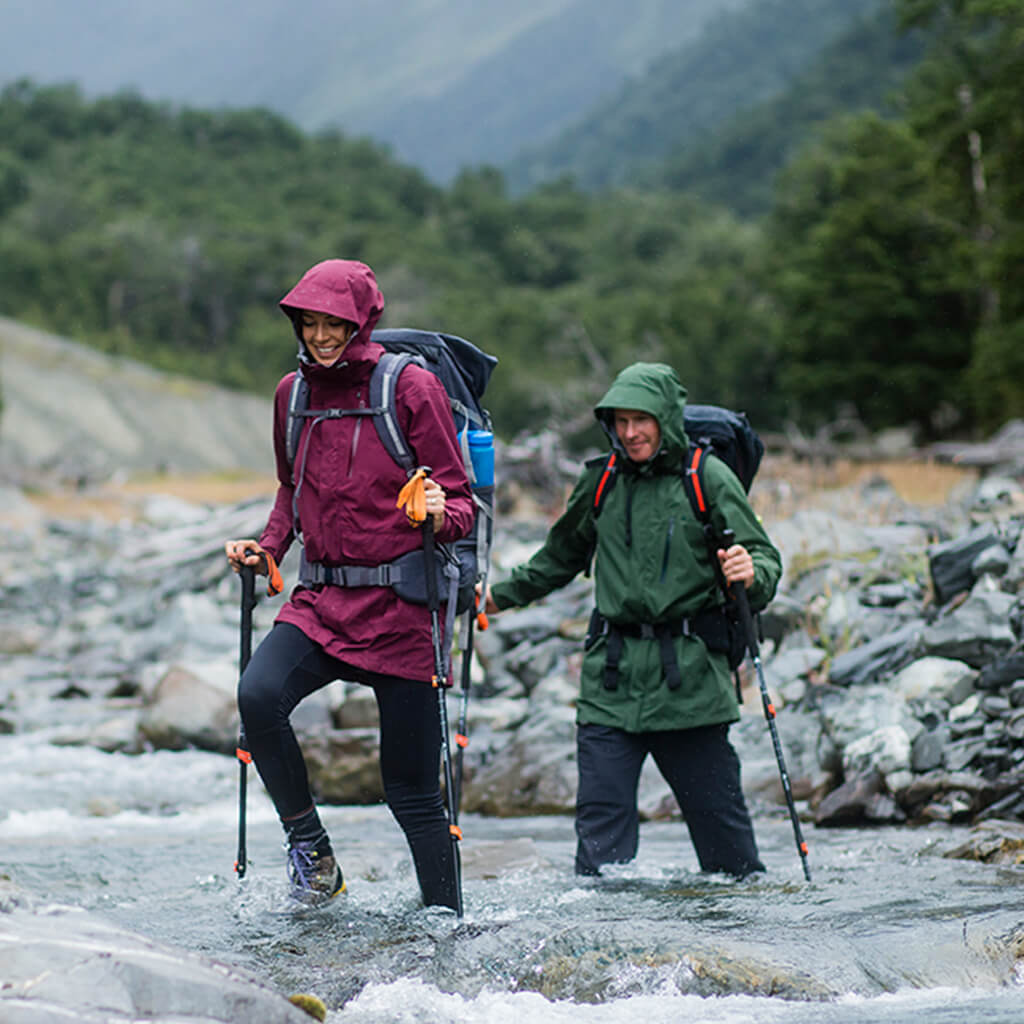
258, 259, 474, 681
279, 258, 384, 358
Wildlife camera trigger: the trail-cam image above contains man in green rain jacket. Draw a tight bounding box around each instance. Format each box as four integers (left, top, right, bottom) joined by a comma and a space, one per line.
485, 362, 782, 877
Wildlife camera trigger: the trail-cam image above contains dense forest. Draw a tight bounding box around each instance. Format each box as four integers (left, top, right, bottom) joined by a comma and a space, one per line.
0, 0, 1021, 444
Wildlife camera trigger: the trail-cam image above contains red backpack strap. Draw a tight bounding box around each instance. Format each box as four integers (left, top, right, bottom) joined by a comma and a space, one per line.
593, 452, 618, 516
583, 451, 618, 577
684, 442, 711, 524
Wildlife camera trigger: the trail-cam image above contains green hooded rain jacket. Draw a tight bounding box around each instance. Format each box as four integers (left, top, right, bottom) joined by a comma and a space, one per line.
490, 362, 782, 733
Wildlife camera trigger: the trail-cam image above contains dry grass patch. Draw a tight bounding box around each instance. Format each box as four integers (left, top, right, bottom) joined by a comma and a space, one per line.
753, 455, 977, 516
24, 471, 277, 523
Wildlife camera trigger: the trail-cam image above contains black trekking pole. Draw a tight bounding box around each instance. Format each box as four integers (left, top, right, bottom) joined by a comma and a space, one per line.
452, 603, 480, 813
723, 531, 811, 882
234, 563, 257, 879
421, 510, 465, 918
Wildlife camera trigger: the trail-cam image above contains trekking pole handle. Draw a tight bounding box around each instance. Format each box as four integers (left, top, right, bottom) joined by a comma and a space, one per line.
239, 563, 256, 670
720, 529, 759, 661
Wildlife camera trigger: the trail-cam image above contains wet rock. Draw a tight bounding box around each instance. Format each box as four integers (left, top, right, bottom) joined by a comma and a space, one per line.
818, 685, 921, 754
842, 724, 912, 780
978, 650, 1024, 691
910, 725, 949, 772
302, 728, 385, 804
137, 662, 237, 754
331, 684, 380, 729
897, 769, 1002, 821
0, 895, 314, 1023
814, 771, 892, 826
462, 705, 576, 815
461, 838, 552, 879
942, 820, 1024, 864
520, 939, 836, 1002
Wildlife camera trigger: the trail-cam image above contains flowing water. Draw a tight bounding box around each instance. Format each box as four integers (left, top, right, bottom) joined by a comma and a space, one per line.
2, 717, 1024, 1023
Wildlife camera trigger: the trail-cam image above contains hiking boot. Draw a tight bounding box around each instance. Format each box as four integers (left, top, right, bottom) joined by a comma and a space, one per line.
286, 839, 346, 904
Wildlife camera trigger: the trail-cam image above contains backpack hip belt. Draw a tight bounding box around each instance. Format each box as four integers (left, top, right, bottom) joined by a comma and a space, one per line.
299, 548, 460, 608
586, 608, 734, 692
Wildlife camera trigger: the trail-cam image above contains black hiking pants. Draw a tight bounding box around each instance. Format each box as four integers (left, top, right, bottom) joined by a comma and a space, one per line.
574, 722, 764, 878
237, 622, 457, 910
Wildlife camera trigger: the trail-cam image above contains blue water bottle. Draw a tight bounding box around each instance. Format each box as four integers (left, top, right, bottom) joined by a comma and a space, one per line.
467, 429, 494, 488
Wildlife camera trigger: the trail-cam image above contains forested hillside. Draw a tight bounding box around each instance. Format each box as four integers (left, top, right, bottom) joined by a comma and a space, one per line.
504, 0, 886, 193
0, 0, 1021, 445
651, 4, 927, 216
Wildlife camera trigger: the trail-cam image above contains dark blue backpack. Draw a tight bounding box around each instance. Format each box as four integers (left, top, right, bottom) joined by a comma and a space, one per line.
285, 329, 497, 613
590, 404, 764, 672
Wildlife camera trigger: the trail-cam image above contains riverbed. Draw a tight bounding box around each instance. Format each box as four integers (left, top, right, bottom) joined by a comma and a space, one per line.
2, 722, 1023, 1023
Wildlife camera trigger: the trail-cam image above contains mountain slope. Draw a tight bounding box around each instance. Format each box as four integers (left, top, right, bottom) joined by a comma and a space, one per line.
0, 316, 273, 480
654, 5, 926, 216
369, 0, 745, 181
504, 0, 884, 192
0, 0, 737, 183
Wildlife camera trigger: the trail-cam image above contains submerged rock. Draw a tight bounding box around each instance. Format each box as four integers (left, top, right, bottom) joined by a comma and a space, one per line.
0, 887, 316, 1024
942, 819, 1024, 864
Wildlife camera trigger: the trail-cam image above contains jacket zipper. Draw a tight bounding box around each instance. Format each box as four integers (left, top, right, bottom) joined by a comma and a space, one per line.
348, 390, 364, 475
660, 516, 675, 582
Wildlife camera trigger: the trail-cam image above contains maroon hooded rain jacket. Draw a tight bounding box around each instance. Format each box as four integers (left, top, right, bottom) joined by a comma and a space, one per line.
258, 259, 474, 682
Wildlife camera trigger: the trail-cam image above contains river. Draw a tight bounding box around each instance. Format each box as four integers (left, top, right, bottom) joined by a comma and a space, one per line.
2, 707, 1023, 1023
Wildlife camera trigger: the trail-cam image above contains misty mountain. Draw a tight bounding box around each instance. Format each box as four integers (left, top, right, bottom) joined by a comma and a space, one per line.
0, 0, 741, 182
504, 0, 887, 193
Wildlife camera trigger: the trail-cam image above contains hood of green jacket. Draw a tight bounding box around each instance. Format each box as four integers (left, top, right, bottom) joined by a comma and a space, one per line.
594, 362, 688, 469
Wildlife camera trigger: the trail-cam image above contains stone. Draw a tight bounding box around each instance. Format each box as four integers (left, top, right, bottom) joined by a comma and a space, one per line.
302, 728, 384, 805
891, 656, 976, 705
943, 820, 1024, 864
920, 590, 1017, 667
910, 726, 948, 773
137, 662, 238, 754
842, 725, 912, 778
0, 895, 313, 1023
928, 526, 1002, 605
814, 771, 883, 826
827, 623, 921, 687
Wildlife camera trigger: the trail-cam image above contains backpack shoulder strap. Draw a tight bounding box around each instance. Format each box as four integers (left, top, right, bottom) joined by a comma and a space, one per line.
590, 451, 618, 519
683, 440, 713, 526
369, 350, 422, 474
285, 369, 310, 479
582, 451, 617, 577
684, 441, 738, 598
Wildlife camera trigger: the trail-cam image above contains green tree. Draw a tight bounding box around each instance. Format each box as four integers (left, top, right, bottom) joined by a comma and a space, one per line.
767, 113, 975, 435
896, 0, 1024, 429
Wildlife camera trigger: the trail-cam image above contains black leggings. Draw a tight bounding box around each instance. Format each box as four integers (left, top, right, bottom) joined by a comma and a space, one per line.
237, 622, 457, 908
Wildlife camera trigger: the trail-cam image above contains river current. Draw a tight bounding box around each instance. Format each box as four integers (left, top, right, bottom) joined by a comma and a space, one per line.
2, 706, 1023, 1024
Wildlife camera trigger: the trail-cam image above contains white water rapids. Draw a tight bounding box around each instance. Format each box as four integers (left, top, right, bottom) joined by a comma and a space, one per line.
2, 720, 1023, 1022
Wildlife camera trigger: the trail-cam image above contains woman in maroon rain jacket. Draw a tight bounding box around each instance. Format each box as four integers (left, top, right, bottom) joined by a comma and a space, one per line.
225, 259, 473, 908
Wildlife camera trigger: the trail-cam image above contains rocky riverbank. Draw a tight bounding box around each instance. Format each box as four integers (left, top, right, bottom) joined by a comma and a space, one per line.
2, 448, 1023, 841
3, 443, 1024, 1021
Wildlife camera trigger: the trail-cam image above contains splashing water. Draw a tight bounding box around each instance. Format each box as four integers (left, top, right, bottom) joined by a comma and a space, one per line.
1, 731, 1023, 1023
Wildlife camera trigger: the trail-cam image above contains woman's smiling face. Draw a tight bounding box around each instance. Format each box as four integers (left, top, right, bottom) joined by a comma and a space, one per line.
301, 310, 355, 366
